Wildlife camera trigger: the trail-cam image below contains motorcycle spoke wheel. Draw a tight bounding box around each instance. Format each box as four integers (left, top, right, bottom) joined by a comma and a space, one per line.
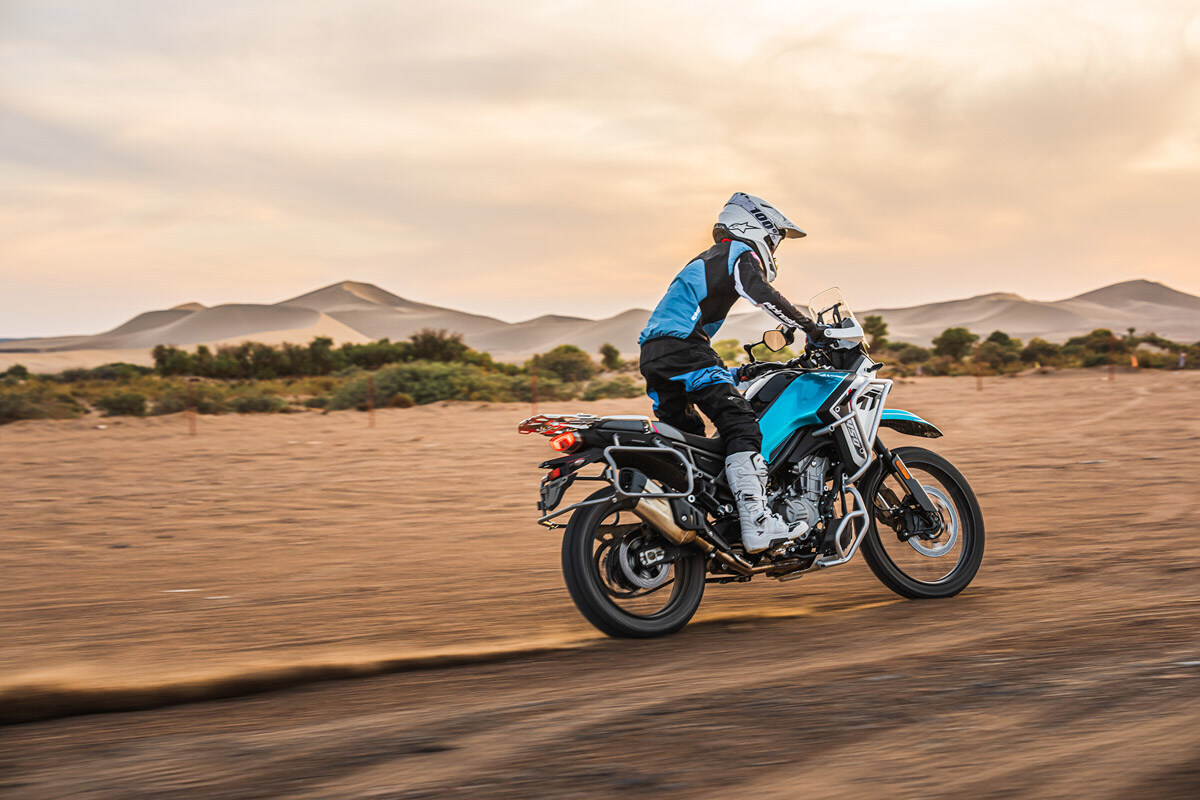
872, 468, 964, 583
589, 511, 681, 616
860, 446, 985, 599
561, 487, 706, 638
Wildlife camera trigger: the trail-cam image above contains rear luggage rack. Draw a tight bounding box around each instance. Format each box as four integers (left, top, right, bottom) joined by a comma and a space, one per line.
518, 413, 602, 436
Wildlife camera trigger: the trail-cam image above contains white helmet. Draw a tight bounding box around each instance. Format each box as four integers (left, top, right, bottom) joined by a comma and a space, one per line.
712, 192, 806, 282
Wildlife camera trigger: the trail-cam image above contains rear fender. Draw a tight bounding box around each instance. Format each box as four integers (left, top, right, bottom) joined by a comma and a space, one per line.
538, 448, 605, 513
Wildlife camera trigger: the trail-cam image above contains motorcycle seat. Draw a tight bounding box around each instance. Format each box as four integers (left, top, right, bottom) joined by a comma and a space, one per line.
652, 422, 725, 454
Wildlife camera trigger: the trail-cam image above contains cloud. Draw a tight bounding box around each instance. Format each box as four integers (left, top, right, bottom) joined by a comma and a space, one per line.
1, 0, 1198, 336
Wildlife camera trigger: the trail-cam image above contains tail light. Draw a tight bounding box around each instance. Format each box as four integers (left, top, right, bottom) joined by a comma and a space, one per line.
550, 431, 580, 452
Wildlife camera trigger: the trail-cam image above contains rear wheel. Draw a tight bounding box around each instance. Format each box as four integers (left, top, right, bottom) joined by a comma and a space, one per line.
860, 446, 984, 599
561, 488, 706, 638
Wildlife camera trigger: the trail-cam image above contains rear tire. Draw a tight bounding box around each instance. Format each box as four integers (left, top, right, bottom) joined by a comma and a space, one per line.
860, 446, 984, 599
561, 488, 706, 638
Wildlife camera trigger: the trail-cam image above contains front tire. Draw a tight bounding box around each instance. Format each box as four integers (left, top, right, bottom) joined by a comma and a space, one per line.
860, 446, 984, 599
561, 488, 706, 638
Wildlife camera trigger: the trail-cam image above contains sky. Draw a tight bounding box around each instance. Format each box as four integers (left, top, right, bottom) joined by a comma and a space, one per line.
1, 0, 1199, 337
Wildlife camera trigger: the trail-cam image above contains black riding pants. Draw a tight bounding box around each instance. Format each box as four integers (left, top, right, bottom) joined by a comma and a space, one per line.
639, 337, 761, 456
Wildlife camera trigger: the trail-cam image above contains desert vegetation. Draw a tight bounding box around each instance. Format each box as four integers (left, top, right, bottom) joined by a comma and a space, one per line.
715, 316, 1199, 378
0, 331, 641, 424
2, 322, 1196, 425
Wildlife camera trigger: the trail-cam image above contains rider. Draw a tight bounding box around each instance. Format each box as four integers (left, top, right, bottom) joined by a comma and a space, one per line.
638, 192, 824, 553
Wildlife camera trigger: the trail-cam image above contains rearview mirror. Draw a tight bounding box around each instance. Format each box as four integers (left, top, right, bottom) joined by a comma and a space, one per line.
762, 329, 788, 351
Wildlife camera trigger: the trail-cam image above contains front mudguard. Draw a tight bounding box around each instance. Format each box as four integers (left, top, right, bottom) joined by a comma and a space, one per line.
878, 409, 942, 439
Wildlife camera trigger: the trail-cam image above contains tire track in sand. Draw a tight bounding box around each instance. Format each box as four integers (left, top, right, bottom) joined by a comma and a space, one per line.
0, 599, 902, 726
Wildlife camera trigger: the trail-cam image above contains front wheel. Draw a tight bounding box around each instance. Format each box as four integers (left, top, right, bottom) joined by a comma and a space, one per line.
561, 488, 706, 638
860, 446, 984, 599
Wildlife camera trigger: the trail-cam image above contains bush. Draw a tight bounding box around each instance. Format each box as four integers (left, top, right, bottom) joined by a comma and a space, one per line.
975, 340, 1021, 373
891, 343, 931, 365
530, 345, 597, 382
149, 384, 228, 415
0, 384, 85, 424
79, 362, 154, 382
95, 391, 147, 417
2, 364, 30, 380
582, 376, 643, 401
1021, 338, 1062, 365
331, 361, 524, 409
921, 355, 960, 376
408, 329, 469, 362
598, 343, 623, 370
303, 396, 330, 409
230, 393, 286, 414
932, 327, 979, 360
863, 315, 889, 350
391, 392, 415, 408
511, 374, 578, 402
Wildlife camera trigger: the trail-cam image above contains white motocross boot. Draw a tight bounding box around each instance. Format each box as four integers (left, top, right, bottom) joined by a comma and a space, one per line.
725, 451, 809, 553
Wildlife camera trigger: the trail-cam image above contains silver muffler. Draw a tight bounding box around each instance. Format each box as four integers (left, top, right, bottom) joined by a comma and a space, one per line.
630, 480, 696, 545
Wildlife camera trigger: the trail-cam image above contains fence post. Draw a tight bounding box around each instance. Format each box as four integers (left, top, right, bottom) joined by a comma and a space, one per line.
531, 363, 538, 414
187, 378, 198, 436
1109, 334, 1116, 381
367, 374, 376, 428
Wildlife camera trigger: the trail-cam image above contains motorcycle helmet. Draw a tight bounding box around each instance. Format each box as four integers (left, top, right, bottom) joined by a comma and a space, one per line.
712, 192, 805, 282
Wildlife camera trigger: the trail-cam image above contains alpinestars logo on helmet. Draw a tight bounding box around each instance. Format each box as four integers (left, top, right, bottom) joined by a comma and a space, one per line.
726, 221, 760, 234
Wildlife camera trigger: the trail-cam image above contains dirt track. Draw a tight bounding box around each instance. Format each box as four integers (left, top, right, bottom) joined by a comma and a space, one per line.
2, 370, 1199, 798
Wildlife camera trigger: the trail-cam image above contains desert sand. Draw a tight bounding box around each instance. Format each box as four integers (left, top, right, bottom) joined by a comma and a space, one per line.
1, 370, 1198, 798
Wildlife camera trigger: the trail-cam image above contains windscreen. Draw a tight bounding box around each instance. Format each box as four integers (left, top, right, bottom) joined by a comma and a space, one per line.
807, 287, 859, 328
807, 287, 867, 353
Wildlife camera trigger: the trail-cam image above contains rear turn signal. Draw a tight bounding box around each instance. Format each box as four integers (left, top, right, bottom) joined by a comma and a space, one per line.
550, 432, 579, 452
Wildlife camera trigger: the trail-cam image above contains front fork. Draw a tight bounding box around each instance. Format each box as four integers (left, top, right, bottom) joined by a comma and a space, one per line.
871, 440, 943, 538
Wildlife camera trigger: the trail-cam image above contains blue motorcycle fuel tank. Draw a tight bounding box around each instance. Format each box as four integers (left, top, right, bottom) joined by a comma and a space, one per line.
757, 371, 850, 461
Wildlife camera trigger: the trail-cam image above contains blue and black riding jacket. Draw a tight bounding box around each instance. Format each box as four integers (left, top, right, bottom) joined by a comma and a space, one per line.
638, 240, 811, 354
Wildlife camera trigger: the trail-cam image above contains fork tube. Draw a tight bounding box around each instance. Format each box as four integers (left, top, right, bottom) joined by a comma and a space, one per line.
872, 440, 938, 513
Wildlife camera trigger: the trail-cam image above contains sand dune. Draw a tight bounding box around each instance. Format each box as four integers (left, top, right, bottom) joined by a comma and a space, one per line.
869, 280, 1200, 344
3, 278, 1198, 370
201, 313, 371, 348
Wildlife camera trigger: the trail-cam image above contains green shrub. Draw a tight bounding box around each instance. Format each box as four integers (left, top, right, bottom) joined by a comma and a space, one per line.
530, 345, 597, 382
2, 364, 30, 380
975, 340, 1021, 373
67, 362, 154, 382
391, 393, 415, 408
0, 385, 85, 424
582, 376, 643, 401
331, 361, 523, 408
891, 343, 931, 365
149, 384, 228, 415
303, 396, 330, 409
510, 374, 578, 402
599, 343, 623, 370
863, 315, 889, 350
95, 391, 147, 417
932, 327, 979, 360
1021, 338, 1062, 365
230, 393, 286, 413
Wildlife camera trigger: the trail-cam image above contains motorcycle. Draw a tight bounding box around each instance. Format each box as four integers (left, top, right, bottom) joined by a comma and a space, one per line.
518, 288, 984, 638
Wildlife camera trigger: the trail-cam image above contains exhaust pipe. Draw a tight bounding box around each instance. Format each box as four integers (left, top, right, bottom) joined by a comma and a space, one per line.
628, 479, 808, 577
630, 481, 696, 546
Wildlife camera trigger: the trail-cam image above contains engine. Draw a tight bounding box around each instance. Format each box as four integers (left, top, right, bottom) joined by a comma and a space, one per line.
775, 455, 829, 530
